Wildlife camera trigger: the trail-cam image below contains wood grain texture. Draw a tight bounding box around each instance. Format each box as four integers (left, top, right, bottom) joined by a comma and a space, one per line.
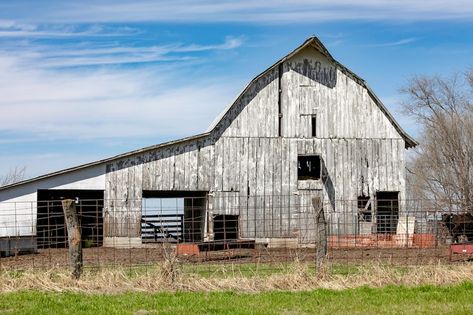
102, 45, 407, 242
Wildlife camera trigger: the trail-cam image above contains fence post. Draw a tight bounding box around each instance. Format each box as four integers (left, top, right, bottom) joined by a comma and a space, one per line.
312, 197, 327, 274
61, 199, 83, 279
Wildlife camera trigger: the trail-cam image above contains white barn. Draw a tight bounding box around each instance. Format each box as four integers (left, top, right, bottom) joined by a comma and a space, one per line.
0, 37, 416, 253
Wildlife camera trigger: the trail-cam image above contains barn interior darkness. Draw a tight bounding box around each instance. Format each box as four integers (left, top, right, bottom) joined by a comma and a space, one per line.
376, 191, 399, 234
297, 155, 321, 180
36, 189, 104, 248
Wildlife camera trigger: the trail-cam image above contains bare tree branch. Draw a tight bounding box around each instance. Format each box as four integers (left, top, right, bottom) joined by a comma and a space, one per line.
402, 70, 473, 213
0, 166, 27, 187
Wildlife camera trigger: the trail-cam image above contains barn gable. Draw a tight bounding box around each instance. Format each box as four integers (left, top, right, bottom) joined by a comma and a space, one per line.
209, 37, 416, 148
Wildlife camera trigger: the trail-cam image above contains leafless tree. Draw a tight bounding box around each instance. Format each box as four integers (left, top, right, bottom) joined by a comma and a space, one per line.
401, 70, 473, 213
0, 166, 26, 187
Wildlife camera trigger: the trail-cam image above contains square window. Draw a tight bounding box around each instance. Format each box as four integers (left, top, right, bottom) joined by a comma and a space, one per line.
297, 155, 321, 180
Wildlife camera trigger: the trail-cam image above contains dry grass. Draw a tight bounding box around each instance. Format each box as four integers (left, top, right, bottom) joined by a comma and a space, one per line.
1, 261, 473, 293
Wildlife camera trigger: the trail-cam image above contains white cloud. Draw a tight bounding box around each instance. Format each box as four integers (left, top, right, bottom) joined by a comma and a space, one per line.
2, 1, 473, 24
0, 36, 244, 67
367, 38, 418, 47
0, 25, 246, 176
0, 19, 36, 31
0, 68, 240, 175
0, 54, 239, 140
0, 22, 139, 38
0, 34, 246, 144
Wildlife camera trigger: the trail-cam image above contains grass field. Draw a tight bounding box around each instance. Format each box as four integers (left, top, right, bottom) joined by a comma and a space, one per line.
1, 263, 473, 314
1, 282, 473, 314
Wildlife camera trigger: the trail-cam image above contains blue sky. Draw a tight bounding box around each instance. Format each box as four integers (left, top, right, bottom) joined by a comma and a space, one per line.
1, 0, 473, 178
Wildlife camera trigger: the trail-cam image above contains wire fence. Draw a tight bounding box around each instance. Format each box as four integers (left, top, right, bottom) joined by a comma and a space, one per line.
1, 196, 473, 273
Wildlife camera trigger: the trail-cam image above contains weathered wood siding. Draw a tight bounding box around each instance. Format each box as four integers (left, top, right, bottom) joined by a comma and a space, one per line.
104, 45, 406, 241
282, 47, 402, 140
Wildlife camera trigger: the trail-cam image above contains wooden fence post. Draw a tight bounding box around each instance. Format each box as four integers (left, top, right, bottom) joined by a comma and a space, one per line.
62, 199, 83, 279
312, 197, 327, 274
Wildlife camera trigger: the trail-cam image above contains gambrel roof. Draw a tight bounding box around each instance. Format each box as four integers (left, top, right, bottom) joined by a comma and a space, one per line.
208, 36, 417, 148
0, 36, 416, 191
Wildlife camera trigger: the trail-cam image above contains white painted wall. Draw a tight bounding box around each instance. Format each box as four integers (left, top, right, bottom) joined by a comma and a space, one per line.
0, 164, 106, 237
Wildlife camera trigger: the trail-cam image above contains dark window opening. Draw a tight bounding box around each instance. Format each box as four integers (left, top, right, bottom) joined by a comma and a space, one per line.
376, 191, 399, 234
297, 155, 321, 180
37, 189, 104, 249
213, 215, 239, 240
311, 115, 317, 137
357, 196, 372, 222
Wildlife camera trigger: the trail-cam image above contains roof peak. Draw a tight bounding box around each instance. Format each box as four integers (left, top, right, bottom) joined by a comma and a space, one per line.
208, 36, 417, 148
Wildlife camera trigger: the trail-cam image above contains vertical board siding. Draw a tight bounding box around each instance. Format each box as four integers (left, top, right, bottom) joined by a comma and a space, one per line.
102, 44, 407, 242
284, 47, 402, 140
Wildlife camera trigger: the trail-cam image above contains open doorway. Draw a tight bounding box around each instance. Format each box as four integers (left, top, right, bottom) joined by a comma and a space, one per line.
141, 191, 207, 243
37, 189, 104, 248
376, 191, 399, 234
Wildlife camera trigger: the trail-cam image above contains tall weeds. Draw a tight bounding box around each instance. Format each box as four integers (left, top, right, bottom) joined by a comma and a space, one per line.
1, 262, 472, 293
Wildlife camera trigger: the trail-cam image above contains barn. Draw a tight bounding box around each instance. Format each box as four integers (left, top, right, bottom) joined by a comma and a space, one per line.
0, 36, 416, 253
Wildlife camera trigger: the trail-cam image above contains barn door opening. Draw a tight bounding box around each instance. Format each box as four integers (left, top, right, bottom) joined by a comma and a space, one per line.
376, 191, 399, 234
37, 189, 104, 248
141, 191, 207, 243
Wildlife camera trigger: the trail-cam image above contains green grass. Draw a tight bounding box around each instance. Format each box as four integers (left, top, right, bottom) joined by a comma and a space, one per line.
1, 282, 473, 315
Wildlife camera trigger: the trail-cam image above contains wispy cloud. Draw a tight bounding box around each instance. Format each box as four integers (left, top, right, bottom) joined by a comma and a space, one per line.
2, 1, 473, 24
0, 19, 35, 31
0, 5, 253, 178
368, 38, 418, 47
0, 36, 244, 68
0, 15, 247, 178
0, 21, 139, 38
176, 37, 244, 52
0, 31, 245, 146
0, 53, 240, 140
1, 0, 468, 177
